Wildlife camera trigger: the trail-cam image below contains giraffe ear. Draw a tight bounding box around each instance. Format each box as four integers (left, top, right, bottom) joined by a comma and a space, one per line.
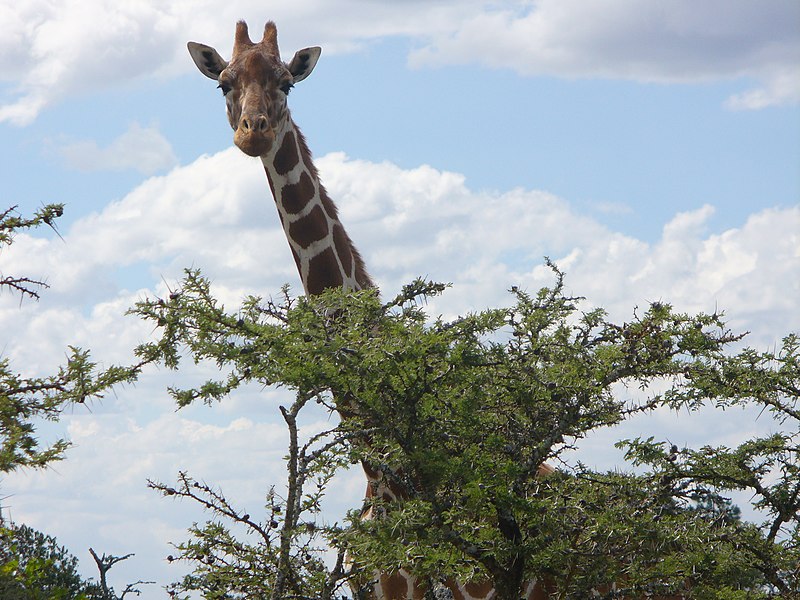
288, 47, 321, 83
187, 42, 229, 80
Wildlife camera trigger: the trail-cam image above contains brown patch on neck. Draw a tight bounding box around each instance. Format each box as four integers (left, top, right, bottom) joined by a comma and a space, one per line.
265, 122, 375, 293
320, 187, 375, 290
379, 572, 414, 599
280, 171, 315, 213
306, 247, 344, 294
332, 224, 353, 276
320, 192, 338, 220
274, 130, 300, 175
288, 204, 329, 249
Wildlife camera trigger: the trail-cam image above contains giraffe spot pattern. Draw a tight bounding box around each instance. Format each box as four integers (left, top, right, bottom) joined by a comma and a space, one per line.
273, 130, 299, 175
377, 570, 425, 600
280, 171, 315, 214
288, 204, 329, 249
332, 223, 354, 277
307, 246, 344, 295
320, 190, 339, 220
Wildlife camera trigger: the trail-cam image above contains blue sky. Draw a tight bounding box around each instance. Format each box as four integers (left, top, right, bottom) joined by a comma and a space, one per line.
1, 1, 799, 596
4, 16, 799, 239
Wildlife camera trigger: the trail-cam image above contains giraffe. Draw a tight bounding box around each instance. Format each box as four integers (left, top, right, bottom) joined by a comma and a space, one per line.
189, 20, 452, 599
188, 23, 371, 296
188, 20, 541, 599
187, 20, 685, 600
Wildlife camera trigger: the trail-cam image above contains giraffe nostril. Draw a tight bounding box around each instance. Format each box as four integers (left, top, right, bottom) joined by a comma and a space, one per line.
239, 115, 268, 134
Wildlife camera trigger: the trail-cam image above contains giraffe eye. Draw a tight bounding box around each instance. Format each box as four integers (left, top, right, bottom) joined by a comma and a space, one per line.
280, 81, 293, 95
218, 82, 232, 96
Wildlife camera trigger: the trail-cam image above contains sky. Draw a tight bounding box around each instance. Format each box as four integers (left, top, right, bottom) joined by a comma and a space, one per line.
1, 0, 799, 596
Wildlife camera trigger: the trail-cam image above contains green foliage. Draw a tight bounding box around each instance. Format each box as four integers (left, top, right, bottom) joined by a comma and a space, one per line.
1, 205, 144, 474
0, 348, 141, 473
0, 205, 144, 473
0, 204, 64, 301
0, 518, 102, 600
1, 204, 150, 599
132, 265, 799, 598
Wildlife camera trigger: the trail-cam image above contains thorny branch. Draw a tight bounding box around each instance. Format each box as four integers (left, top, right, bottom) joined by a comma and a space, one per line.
89, 547, 154, 599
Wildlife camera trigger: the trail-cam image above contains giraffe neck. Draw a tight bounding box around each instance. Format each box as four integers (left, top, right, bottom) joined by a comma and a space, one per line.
261, 118, 373, 295
260, 121, 552, 600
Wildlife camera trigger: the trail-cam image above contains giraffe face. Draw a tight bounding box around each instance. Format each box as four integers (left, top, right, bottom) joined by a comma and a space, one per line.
219, 49, 292, 157
188, 21, 321, 158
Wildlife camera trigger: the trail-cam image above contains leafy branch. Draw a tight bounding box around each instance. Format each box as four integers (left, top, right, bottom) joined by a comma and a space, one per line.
131, 266, 798, 598
0, 204, 64, 301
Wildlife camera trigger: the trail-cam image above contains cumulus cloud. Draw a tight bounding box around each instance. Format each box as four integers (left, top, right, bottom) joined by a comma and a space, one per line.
409, 0, 800, 110
1, 150, 797, 594
725, 66, 800, 110
0, 2, 182, 125
1, 0, 797, 125
315, 153, 800, 332
0, 0, 479, 125
3, 147, 797, 367
54, 122, 178, 174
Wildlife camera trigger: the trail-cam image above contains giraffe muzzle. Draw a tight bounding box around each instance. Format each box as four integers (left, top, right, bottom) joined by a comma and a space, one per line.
235, 114, 274, 157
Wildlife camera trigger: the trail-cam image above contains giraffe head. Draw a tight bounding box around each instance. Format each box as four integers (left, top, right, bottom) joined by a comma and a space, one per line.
188, 21, 321, 157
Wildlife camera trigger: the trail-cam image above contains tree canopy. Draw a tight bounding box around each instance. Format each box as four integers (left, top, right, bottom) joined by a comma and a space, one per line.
4, 205, 797, 597
135, 266, 799, 599
1, 205, 149, 599
0, 204, 142, 474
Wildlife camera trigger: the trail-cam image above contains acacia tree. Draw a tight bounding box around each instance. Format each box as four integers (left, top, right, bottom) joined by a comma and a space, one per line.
134, 266, 798, 599
0, 204, 142, 473
0, 517, 153, 600
1, 205, 149, 599
0, 519, 103, 600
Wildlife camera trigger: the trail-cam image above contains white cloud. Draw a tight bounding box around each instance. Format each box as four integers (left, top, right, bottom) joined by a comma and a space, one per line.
1, 150, 797, 596
55, 122, 178, 175
725, 65, 800, 110
0, 0, 480, 125
0, 2, 182, 125
3, 147, 796, 370
1, 0, 797, 125
409, 0, 800, 110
